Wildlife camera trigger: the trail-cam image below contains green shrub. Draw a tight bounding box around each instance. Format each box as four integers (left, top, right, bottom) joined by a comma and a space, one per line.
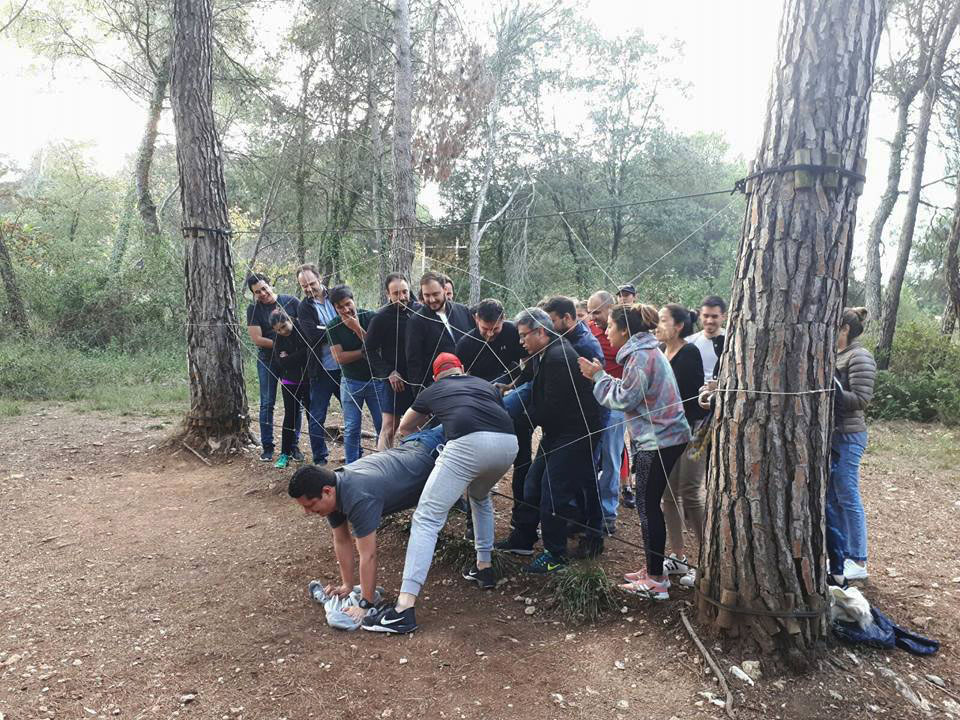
866, 321, 960, 426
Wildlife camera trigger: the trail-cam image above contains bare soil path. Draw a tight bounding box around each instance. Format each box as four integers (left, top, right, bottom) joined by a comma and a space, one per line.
1, 406, 959, 719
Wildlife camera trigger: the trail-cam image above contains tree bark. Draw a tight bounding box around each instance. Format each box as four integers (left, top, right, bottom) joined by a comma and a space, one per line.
391, 0, 416, 280
135, 56, 169, 241
698, 0, 883, 664
0, 223, 29, 333
365, 20, 388, 302
169, 0, 251, 451
864, 98, 913, 321
942, 175, 960, 335
876, 3, 960, 368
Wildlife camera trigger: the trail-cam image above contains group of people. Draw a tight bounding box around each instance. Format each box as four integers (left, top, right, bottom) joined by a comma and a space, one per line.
247, 266, 877, 634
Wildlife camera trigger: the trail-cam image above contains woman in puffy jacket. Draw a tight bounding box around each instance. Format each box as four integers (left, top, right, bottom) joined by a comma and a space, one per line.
578, 303, 691, 601
826, 307, 876, 584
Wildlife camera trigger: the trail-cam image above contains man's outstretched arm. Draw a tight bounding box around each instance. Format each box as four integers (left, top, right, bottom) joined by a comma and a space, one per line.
354, 532, 378, 604
395, 407, 430, 439
330, 523, 356, 594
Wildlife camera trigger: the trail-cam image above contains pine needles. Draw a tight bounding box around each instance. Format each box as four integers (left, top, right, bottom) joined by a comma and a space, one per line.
546, 560, 620, 624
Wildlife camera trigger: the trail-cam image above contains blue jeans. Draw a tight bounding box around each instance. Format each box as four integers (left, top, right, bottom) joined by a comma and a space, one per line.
306, 368, 341, 463
340, 378, 384, 464
597, 409, 625, 523
825, 431, 868, 575
257, 357, 301, 452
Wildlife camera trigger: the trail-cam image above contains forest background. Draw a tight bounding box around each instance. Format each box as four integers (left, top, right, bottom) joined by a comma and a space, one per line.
1, 0, 959, 426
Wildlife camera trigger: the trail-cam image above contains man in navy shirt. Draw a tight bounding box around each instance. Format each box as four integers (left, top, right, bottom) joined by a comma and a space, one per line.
246, 273, 301, 462
296, 264, 342, 465
455, 298, 524, 383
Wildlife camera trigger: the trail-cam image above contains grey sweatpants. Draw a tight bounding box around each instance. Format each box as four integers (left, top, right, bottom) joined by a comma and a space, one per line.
400, 431, 518, 596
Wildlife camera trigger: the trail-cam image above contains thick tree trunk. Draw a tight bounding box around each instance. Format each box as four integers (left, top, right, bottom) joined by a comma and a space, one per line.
169, 0, 251, 451
135, 58, 169, 241
876, 4, 960, 368
698, 0, 883, 664
0, 223, 29, 333
864, 99, 913, 321
942, 176, 960, 335
391, 0, 416, 279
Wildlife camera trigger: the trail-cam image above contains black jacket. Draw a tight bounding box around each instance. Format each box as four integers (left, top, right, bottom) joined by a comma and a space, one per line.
454, 322, 525, 383
271, 321, 310, 383
297, 296, 337, 380
405, 301, 475, 393
364, 301, 421, 380
529, 337, 602, 443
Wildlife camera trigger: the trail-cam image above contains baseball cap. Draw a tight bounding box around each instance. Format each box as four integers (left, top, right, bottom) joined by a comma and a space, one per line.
616, 284, 637, 296
432, 353, 463, 379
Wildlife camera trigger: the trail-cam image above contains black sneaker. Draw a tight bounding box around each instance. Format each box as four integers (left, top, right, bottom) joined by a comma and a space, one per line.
462, 563, 497, 589
463, 524, 475, 542
621, 486, 636, 509
361, 605, 418, 634
291, 448, 305, 462
571, 536, 604, 560
495, 531, 536, 556
259, 449, 274, 462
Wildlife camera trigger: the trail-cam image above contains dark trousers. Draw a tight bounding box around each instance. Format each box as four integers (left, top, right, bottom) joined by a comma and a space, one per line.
305, 368, 341, 463
509, 416, 535, 529
257, 357, 301, 452
633, 443, 686, 576
279, 382, 309, 456
516, 436, 602, 558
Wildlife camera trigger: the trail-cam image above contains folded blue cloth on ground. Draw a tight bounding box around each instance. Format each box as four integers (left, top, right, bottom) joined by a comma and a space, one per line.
832, 607, 939, 656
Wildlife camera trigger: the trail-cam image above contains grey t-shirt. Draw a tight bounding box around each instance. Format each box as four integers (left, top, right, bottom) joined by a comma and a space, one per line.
326, 429, 442, 537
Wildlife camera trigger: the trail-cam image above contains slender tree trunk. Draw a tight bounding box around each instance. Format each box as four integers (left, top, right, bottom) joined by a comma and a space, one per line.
469, 89, 501, 305
864, 98, 913, 321
364, 7, 389, 303
0, 223, 29, 333
876, 4, 960, 368
942, 175, 960, 335
391, 0, 416, 279
111, 185, 136, 272
135, 57, 169, 241
699, 0, 883, 664
169, 0, 251, 451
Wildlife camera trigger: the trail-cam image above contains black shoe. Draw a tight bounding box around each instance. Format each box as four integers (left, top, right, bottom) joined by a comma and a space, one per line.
602, 519, 617, 536
827, 574, 848, 590
463, 525, 475, 542
495, 531, 536, 556
259, 449, 274, 462
462, 563, 497, 589
362, 605, 418, 634
571, 537, 604, 560
621, 486, 636, 509
313, 457, 327, 466
291, 448, 305, 462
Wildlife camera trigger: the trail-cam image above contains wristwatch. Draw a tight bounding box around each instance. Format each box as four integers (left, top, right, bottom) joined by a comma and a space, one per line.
358, 598, 374, 610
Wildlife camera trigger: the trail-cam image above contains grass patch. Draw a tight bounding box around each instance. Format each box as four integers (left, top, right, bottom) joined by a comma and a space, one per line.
0, 398, 22, 417
545, 561, 620, 624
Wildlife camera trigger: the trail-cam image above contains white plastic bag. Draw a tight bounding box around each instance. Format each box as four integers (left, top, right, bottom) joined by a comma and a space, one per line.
308, 581, 384, 631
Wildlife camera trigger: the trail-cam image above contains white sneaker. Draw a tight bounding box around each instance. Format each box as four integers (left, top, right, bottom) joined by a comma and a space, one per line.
679, 569, 697, 588
662, 554, 690, 575
844, 560, 868, 580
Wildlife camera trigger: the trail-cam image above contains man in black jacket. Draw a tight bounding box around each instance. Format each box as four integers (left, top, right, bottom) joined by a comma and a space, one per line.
454, 297, 524, 383
364, 273, 420, 449
405, 271, 475, 396
296, 264, 342, 465
499, 307, 604, 572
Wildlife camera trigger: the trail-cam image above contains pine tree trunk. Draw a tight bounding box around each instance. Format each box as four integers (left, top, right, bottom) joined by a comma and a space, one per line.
135, 58, 169, 241
391, 0, 416, 280
0, 223, 28, 333
876, 3, 960, 368
468, 90, 501, 306
365, 19, 388, 302
698, 0, 883, 664
864, 98, 912, 322
942, 174, 960, 335
169, 0, 251, 451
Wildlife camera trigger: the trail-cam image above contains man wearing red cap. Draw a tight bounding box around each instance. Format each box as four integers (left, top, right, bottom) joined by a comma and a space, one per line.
362, 353, 518, 634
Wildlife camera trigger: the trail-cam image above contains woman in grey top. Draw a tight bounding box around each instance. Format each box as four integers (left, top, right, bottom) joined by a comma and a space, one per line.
826, 307, 876, 584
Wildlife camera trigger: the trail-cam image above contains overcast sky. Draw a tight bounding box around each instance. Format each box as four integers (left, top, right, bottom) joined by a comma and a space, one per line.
0, 0, 952, 273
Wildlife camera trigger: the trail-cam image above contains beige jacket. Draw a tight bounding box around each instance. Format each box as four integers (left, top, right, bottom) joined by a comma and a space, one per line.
835, 341, 876, 434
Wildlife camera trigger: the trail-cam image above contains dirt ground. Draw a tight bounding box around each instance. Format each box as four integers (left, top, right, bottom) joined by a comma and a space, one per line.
1, 404, 959, 720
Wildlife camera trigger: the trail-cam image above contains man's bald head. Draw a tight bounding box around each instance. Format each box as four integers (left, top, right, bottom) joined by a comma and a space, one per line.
587, 291, 615, 329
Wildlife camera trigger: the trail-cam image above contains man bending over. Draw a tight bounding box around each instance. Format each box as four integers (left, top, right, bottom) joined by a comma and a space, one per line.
362, 353, 518, 634
289, 426, 445, 621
